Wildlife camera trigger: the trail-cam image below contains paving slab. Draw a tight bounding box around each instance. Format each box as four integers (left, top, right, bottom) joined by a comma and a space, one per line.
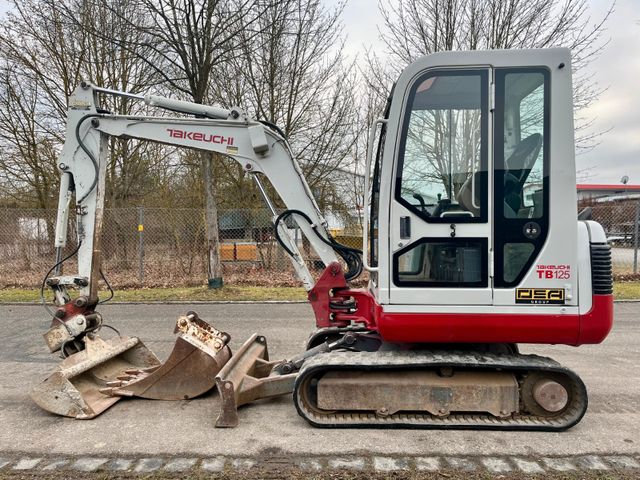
41, 459, 69, 471
415, 457, 441, 471
201, 457, 225, 472
328, 457, 366, 470
12, 458, 42, 470
134, 458, 164, 473
513, 458, 545, 474
481, 457, 512, 473
604, 455, 640, 469
107, 459, 134, 471
373, 456, 409, 471
164, 458, 198, 472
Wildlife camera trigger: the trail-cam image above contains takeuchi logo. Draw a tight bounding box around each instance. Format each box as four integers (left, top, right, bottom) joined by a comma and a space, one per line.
167, 128, 234, 145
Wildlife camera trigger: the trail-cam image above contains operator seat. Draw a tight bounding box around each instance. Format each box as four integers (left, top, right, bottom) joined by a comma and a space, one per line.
503, 133, 542, 216
456, 133, 541, 217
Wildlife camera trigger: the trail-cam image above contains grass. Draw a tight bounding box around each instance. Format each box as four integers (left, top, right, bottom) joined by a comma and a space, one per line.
0, 285, 307, 303
2, 282, 639, 303
613, 281, 640, 300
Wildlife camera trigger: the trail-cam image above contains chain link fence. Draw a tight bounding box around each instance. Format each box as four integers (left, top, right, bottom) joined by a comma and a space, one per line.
2, 202, 637, 289
588, 201, 640, 279
0, 207, 364, 288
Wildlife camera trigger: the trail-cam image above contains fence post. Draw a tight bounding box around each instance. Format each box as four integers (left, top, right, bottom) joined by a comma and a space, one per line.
138, 206, 145, 284
633, 201, 640, 274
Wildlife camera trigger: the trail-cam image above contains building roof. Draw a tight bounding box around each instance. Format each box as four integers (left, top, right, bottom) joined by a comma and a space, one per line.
576, 184, 640, 191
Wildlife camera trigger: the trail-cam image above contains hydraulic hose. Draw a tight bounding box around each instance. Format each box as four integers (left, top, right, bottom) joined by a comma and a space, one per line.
75, 114, 102, 205
273, 209, 363, 281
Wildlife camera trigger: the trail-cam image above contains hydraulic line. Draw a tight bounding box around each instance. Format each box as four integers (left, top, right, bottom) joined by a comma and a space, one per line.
273, 209, 363, 281
75, 114, 102, 205
39, 241, 83, 318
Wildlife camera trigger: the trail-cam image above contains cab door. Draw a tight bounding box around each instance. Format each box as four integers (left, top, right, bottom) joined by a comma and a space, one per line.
388, 68, 493, 305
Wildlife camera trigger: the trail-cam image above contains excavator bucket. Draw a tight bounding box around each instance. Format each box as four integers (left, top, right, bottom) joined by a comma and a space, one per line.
100, 312, 231, 400
30, 335, 160, 419
215, 333, 297, 428
31, 311, 231, 419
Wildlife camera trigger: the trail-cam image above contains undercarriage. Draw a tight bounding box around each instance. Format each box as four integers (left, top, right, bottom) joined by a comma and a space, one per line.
294, 347, 587, 431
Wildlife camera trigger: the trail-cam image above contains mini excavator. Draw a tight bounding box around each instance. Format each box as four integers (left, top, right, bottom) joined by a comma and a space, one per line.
31, 48, 613, 430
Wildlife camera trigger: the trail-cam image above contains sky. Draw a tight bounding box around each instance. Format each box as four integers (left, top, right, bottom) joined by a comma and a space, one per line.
0, 0, 638, 185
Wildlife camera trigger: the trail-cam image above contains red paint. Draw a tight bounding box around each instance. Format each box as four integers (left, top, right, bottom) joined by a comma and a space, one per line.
310, 263, 613, 347
308, 263, 349, 328
308, 263, 378, 329
576, 184, 640, 191
374, 295, 613, 346
577, 294, 614, 344
49, 299, 94, 327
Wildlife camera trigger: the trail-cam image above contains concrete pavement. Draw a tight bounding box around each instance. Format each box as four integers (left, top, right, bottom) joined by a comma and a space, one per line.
0, 302, 638, 462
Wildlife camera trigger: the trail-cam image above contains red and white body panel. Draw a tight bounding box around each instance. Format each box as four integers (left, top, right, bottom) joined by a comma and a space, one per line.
310, 49, 613, 347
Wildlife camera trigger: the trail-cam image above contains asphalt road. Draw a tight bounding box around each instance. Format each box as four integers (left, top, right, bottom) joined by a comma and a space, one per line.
0, 302, 639, 458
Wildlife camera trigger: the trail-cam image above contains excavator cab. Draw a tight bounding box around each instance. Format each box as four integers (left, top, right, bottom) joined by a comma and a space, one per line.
367, 49, 611, 331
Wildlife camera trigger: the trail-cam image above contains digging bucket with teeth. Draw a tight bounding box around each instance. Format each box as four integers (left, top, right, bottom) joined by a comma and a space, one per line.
30, 335, 160, 419
100, 311, 231, 400
31, 311, 231, 418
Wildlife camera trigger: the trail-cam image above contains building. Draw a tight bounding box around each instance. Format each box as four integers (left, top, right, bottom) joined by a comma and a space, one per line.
577, 184, 640, 202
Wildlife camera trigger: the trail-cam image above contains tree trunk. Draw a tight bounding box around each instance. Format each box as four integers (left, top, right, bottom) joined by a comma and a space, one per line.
203, 151, 223, 288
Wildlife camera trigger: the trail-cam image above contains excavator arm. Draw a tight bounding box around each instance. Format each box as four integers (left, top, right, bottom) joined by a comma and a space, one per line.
51, 82, 340, 309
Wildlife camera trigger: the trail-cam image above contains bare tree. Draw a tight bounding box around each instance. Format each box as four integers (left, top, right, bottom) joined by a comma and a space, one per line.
371, 0, 613, 191
113, 0, 262, 288
214, 0, 360, 219
0, 0, 167, 210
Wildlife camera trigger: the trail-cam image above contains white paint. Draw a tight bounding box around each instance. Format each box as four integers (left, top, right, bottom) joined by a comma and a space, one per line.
373, 456, 409, 471
481, 457, 512, 473
513, 458, 545, 473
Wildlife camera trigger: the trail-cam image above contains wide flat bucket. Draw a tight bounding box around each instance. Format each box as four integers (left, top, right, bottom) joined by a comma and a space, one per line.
100, 312, 231, 401
30, 335, 160, 419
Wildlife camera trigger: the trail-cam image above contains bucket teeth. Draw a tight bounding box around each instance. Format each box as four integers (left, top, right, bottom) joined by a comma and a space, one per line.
30, 335, 161, 419
101, 312, 231, 401
31, 311, 231, 418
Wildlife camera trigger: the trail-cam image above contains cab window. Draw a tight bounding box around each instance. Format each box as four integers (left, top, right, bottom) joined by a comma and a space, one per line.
395, 70, 488, 223
494, 68, 550, 288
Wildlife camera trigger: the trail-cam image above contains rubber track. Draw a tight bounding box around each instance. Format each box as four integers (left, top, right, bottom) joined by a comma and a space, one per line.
293, 350, 588, 431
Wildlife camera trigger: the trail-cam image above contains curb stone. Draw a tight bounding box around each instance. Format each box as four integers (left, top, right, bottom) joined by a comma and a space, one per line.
0, 453, 638, 474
